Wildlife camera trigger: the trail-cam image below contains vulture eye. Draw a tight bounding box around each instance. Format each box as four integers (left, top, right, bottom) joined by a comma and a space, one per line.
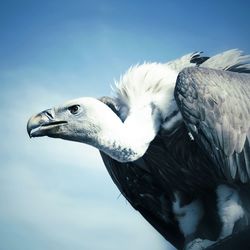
68, 105, 80, 115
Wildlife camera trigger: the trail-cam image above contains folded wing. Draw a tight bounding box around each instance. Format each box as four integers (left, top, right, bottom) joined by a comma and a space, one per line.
175, 67, 250, 183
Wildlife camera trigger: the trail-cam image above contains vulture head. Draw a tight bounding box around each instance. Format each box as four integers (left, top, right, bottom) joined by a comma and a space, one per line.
27, 63, 181, 163
27, 97, 116, 141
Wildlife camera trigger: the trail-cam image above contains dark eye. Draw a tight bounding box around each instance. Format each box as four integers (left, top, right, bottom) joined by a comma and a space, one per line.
68, 105, 80, 115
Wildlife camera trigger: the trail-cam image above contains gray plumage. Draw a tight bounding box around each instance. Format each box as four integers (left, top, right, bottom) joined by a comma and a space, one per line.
175, 68, 250, 183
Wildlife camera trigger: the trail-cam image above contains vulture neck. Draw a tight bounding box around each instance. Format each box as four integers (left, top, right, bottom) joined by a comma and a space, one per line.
92, 103, 161, 162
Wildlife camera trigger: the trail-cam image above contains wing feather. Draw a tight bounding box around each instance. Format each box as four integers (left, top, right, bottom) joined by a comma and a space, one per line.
201, 49, 250, 73
175, 67, 250, 183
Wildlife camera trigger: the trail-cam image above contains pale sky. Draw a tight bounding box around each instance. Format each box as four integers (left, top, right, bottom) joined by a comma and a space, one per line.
0, 1, 249, 250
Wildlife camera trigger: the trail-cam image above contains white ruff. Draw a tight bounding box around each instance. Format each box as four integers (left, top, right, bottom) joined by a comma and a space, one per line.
113, 63, 179, 121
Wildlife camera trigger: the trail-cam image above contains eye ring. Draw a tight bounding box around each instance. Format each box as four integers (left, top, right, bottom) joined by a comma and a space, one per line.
68, 105, 80, 115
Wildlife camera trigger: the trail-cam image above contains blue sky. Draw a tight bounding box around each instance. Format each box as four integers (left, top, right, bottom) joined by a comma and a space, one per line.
0, 1, 249, 250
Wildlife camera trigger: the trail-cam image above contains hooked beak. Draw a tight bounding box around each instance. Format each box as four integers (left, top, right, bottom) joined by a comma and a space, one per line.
27, 109, 67, 138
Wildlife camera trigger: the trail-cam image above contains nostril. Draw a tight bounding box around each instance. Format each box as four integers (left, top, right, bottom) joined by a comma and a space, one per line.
44, 109, 54, 120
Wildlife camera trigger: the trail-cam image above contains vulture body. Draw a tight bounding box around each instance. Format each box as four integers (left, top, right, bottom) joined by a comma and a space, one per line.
27, 49, 250, 250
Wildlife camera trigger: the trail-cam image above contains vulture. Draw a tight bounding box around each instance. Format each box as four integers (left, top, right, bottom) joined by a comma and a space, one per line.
27, 49, 250, 250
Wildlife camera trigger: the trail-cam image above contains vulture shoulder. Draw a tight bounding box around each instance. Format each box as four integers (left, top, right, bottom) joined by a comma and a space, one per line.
175, 67, 250, 183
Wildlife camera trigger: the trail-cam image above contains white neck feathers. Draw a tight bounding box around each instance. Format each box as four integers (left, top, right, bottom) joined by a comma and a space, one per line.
94, 102, 161, 162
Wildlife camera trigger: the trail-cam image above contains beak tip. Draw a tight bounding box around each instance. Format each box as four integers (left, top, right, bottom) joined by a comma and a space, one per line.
27, 115, 38, 138
27, 108, 63, 138
27, 121, 32, 138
